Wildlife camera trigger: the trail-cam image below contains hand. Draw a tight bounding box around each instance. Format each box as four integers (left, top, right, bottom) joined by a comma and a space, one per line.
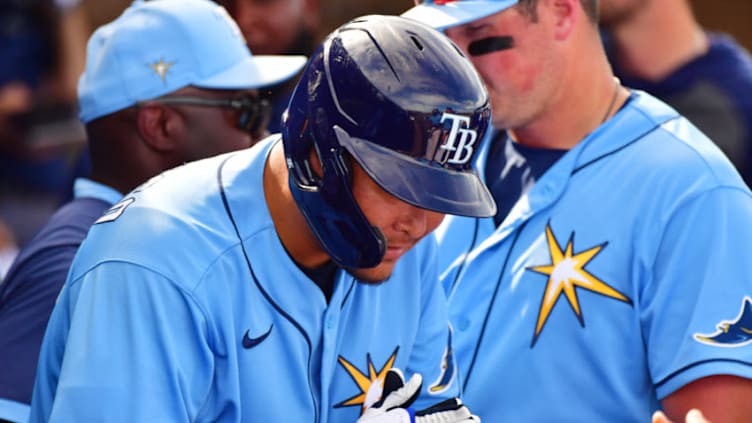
652, 409, 710, 423
357, 369, 479, 423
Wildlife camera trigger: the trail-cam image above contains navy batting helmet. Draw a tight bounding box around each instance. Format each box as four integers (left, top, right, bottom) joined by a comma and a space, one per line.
282, 14, 495, 269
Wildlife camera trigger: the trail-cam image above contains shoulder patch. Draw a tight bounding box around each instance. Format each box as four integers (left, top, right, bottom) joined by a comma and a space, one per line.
694, 297, 752, 347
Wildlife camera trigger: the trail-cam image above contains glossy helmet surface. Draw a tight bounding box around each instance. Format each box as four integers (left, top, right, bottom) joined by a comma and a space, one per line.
282, 14, 495, 269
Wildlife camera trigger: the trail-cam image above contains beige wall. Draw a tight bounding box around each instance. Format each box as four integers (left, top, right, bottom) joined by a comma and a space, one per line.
82, 1, 752, 55
691, 0, 752, 52
316, 0, 409, 40
81, 0, 409, 51
318, 1, 752, 52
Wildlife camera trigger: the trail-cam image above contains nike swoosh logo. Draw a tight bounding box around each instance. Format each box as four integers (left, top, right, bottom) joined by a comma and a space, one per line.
243, 324, 273, 349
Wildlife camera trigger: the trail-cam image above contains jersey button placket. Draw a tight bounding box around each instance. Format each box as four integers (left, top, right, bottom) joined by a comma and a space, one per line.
320, 307, 340, 420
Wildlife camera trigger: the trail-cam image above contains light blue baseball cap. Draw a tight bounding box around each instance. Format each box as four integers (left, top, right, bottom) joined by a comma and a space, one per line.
78, 0, 307, 123
402, 0, 519, 31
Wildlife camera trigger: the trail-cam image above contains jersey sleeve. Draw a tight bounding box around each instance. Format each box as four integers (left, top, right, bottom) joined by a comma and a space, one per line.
406, 236, 461, 409
642, 186, 752, 399
30, 261, 214, 422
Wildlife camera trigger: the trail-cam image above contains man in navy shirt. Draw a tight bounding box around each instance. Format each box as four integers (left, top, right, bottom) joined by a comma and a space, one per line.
600, 0, 752, 186
0, 1, 305, 421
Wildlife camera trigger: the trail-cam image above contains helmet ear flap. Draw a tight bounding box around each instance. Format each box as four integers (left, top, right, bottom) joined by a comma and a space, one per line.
288, 156, 387, 268
287, 122, 354, 190
314, 136, 352, 185
284, 110, 386, 269
284, 115, 321, 189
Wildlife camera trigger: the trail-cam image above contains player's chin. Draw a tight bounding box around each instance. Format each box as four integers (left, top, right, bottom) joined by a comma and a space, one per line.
349, 262, 396, 285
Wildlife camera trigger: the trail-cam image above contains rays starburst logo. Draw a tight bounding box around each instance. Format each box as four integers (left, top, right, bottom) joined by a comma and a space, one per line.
148, 58, 175, 82
527, 223, 632, 346
334, 347, 399, 413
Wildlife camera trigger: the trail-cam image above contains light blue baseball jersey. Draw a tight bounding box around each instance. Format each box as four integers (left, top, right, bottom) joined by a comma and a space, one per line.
441, 91, 752, 422
29, 137, 458, 423
433, 125, 495, 295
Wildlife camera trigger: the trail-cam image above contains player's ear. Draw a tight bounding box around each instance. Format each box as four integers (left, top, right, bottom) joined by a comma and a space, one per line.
307, 146, 323, 178
550, 0, 577, 41
307, 145, 355, 182
135, 103, 180, 153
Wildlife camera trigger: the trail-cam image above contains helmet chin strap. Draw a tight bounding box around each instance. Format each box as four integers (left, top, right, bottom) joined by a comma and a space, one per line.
468, 36, 515, 56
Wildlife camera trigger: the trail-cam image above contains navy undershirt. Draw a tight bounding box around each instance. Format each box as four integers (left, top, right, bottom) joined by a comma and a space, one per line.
484, 131, 567, 226
301, 260, 338, 303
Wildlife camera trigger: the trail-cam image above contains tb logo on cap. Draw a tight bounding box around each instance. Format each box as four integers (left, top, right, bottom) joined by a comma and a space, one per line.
439, 112, 478, 165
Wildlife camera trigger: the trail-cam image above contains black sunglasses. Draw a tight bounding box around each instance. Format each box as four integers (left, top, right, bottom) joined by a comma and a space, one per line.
140, 95, 272, 138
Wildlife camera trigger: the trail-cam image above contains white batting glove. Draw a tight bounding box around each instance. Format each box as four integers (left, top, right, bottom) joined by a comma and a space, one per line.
357, 369, 480, 423
414, 397, 478, 423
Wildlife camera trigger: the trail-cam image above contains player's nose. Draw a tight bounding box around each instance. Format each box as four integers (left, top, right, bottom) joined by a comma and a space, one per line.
394, 204, 443, 239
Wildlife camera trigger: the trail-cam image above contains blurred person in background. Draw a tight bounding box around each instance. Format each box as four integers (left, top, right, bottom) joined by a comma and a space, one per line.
600, 0, 752, 186
0, 0, 89, 253
0, 220, 17, 280
59, 0, 320, 206
219, 0, 320, 133
0, 0, 305, 421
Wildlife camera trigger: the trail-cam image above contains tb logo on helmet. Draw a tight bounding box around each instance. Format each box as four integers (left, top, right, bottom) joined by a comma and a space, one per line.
439, 112, 478, 165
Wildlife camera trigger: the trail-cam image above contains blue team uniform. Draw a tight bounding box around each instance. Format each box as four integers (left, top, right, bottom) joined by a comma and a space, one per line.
432, 126, 494, 291
435, 128, 566, 295
0, 179, 120, 423
440, 91, 752, 421
29, 137, 458, 423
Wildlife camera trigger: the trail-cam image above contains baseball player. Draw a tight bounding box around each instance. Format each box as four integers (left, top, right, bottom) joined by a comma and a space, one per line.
29, 14, 493, 423
600, 0, 752, 187
0, 0, 306, 421
403, 0, 752, 422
